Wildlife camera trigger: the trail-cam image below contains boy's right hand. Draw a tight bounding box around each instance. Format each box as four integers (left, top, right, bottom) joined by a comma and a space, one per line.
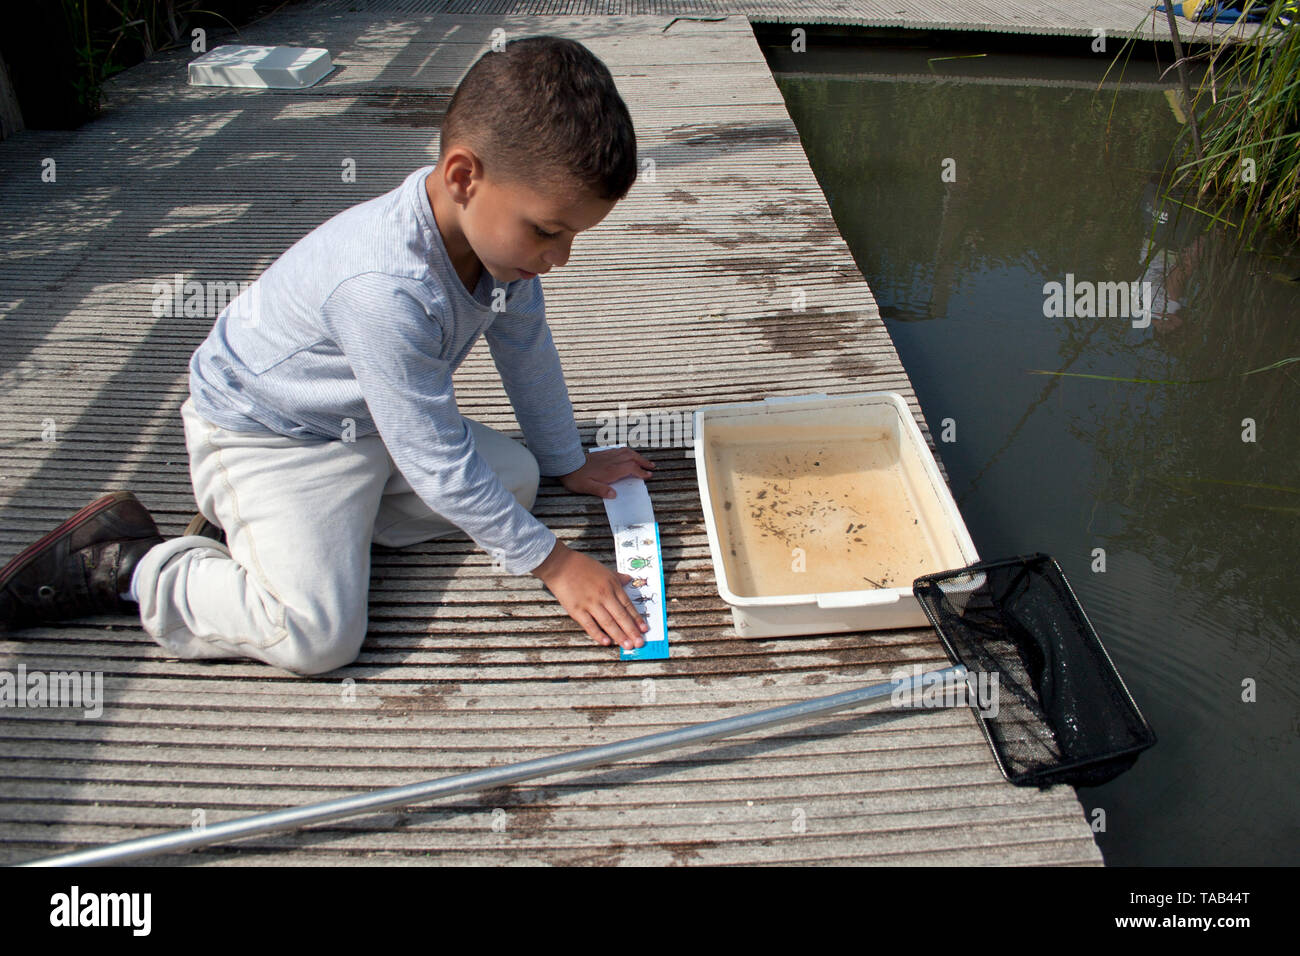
531, 541, 648, 652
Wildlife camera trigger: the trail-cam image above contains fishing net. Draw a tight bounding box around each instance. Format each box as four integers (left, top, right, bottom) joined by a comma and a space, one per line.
913, 553, 1157, 788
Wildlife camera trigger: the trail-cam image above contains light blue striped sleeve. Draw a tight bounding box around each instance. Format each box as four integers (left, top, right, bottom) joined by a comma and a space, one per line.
483, 280, 588, 478
320, 272, 558, 576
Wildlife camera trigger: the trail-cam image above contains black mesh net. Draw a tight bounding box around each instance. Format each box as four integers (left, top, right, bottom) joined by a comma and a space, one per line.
913, 553, 1156, 789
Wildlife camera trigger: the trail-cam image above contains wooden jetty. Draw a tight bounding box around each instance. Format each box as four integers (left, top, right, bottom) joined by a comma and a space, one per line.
0, 3, 1106, 864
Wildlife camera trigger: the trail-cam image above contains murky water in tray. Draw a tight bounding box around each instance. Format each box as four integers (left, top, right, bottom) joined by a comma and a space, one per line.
707, 423, 934, 595
768, 36, 1300, 865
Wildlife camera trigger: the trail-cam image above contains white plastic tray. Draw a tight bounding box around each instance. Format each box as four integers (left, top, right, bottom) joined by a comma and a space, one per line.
188, 45, 334, 89
693, 392, 979, 637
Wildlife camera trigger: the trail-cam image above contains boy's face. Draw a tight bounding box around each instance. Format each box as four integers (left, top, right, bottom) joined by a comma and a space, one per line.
432, 147, 617, 285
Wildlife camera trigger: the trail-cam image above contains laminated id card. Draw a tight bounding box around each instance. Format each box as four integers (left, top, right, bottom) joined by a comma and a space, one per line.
591, 444, 670, 661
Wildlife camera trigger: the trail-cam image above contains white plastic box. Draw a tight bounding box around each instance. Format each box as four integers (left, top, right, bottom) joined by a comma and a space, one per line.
693, 392, 979, 637
188, 45, 334, 89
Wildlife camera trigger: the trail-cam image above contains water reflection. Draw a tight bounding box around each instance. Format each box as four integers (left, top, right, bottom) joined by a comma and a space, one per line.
773, 49, 1299, 864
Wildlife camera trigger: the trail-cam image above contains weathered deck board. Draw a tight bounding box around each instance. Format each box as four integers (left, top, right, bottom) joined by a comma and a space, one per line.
316, 0, 1265, 42
0, 7, 1101, 865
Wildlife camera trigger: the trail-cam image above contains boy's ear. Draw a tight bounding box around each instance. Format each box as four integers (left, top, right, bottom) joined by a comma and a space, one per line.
440, 146, 486, 199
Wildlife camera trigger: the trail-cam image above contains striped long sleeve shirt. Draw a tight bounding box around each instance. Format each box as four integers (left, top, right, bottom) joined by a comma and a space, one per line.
188, 165, 587, 575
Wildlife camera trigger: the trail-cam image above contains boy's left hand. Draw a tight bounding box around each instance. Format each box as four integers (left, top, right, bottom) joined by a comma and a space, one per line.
560, 447, 656, 499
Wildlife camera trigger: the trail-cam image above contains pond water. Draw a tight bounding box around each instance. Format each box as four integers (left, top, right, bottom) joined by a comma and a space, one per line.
763, 30, 1300, 865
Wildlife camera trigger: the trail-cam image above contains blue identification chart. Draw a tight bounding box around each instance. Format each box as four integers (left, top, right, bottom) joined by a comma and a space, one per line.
591, 444, 670, 661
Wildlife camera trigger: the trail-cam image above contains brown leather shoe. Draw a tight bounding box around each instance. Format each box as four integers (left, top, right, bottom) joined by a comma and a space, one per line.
183, 512, 226, 545
0, 491, 164, 631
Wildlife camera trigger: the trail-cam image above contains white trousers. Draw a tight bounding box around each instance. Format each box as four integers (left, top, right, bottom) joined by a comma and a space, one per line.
133, 397, 540, 675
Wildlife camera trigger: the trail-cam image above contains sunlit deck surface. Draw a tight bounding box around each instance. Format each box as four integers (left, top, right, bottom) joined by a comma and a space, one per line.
0, 3, 1103, 864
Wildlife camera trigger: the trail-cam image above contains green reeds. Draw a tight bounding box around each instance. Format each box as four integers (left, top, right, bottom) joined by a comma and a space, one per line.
1164, 1, 1294, 247
1175, 2, 1300, 246
1103, 3, 1299, 247
56, 0, 242, 120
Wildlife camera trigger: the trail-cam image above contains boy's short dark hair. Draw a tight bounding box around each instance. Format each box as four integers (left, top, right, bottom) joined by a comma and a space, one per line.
439, 35, 638, 202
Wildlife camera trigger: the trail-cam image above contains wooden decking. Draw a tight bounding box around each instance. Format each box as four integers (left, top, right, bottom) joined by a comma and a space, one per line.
0, 5, 1102, 864
319, 0, 1267, 42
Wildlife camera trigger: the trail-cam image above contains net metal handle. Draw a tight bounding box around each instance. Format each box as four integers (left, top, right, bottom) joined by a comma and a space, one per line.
20, 665, 966, 867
